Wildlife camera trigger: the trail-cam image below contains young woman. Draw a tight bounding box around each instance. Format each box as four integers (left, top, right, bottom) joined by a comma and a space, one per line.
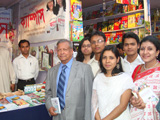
92, 45, 134, 120
76, 37, 94, 63
130, 36, 160, 119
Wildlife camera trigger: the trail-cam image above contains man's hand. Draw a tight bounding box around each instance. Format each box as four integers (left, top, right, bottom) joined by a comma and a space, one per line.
10, 84, 15, 92
49, 107, 58, 116
130, 92, 146, 109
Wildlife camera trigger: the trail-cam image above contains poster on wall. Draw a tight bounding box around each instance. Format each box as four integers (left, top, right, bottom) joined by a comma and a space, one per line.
0, 8, 13, 57
19, 0, 69, 43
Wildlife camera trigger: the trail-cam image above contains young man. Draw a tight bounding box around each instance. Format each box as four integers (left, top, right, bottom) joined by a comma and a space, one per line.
13, 39, 39, 90
45, 39, 93, 120
88, 31, 106, 77
121, 32, 144, 76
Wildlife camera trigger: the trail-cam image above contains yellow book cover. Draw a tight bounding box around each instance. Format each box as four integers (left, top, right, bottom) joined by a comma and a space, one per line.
128, 14, 136, 28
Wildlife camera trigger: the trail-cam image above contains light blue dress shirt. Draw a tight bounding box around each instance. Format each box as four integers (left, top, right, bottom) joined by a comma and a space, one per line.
56, 58, 73, 102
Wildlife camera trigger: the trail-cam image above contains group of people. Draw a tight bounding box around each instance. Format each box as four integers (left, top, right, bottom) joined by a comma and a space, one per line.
0, 30, 160, 120
45, 31, 160, 120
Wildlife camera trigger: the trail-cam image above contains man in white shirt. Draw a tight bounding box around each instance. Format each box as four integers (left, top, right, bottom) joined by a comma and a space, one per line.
121, 32, 144, 76
88, 31, 106, 77
13, 40, 39, 90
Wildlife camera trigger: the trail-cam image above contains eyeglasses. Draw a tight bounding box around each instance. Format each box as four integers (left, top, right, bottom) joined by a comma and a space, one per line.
82, 44, 91, 48
91, 39, 104, 45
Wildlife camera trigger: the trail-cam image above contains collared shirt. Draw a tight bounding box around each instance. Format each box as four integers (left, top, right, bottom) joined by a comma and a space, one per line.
121, 54, 144, 76
13, 54, 39, 82
56, 58, 73, 102
88, 56, 100, 77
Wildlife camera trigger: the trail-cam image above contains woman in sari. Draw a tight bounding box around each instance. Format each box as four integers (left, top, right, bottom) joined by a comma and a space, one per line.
130, 36, 160, 120
92, 46, 134, 120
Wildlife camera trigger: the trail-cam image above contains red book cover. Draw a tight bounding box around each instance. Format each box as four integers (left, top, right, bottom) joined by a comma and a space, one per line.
105, 33, 111, 43
108, 19, 114, 31
116, 31, 123, 43
121, 16, 128, 29
114, 18, 121, 30
123, 0, 130, 4
110, 32, 117, 44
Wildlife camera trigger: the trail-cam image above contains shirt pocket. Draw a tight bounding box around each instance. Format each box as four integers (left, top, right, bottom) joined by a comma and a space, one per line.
30, 61, 36, 73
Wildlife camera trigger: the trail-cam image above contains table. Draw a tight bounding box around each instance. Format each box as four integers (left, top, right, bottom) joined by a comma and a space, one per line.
0, 104, 52, 120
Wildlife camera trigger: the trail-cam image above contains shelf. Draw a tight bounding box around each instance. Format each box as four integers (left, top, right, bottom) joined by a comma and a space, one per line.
152, 31, 160, 34
107, 43, 119, 45
103, 25, 145, 33
83, 9, 144, 26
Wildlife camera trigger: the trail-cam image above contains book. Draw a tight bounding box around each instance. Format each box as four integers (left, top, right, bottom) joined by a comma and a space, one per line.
0, 98, 9, 104
128, 14, 136, 28
128, 4, 137, 11
116, 31, 123, 43
110, 32, 117, 44
4, 103, 18, 110
131, 28, 139, 35
102, 21, 108, 32
139, 28, 145, 40
12, 99, 29, 108
116, 0, 123, 4
6, 95, 20, 103
70, 21, 84, 42
105, 33, 111, 44
131, 0, 139, 6
114, 18, 121, 30
136, 13, 144, 27
26, 99, 42, 107
108, 19, 114, 31
0, 104, 7, 112
51, 97, 61, 114
20, 95, 31, 101
122, 4, 128, 13
121, 16, 128, 29
123, 0, 130, 4
70, 0, 82, 20
113, 4, 122, 15
26, 93, 40, 99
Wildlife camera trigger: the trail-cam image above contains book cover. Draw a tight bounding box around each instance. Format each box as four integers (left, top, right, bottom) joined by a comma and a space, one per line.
51, 97, 61, 114
70, 0, 82, 20
6, 95, 20, 103
4, 103, 18, 110
136, 13, 144, 26
114, 18, 121, 30
12, 99, 29, 108
128, 4, 137, 11
113, 4, 122, 15
105, 33, 111, 44
116, 0, 123, 4
26, 93, 40, 99
121, 16, 128, 29
131, 28, 139, 35
128, 14, 136, 28
26, 99, 42, 107
123, 0, 130, 4
108, 19, 114, 31
139, 28, 145, 40
0, 98, 9, 104
116, 31, 123, 43
0, 104, 7, 112
122, 4, 128, 13
102, 21, 108, 32
20, 95, 31, 101
70, 21, 84, 42
110, 32, 117, 44
131, 0, 139, 6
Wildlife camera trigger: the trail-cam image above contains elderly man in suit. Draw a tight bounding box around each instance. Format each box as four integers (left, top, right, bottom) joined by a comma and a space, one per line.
45, 39, 94, 120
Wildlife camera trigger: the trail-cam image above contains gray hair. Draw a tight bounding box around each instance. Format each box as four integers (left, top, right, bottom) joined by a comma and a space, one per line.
57, 39, 73, 49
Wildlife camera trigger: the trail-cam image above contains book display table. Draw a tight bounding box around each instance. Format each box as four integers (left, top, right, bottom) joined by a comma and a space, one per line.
0, 104, 52, 120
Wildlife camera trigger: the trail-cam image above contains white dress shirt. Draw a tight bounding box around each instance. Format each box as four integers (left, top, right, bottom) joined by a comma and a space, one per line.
88, 56, 101, 77
13, 54, 39, 82
121, 54, 144, 76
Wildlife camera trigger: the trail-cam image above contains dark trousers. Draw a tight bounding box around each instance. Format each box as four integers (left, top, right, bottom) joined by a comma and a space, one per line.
17, 78, 35, 91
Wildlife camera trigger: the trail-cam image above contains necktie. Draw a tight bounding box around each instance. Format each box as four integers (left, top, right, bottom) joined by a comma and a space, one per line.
57, 65, 67, 109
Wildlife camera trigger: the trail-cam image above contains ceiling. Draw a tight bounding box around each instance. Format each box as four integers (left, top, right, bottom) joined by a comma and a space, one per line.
0, 0, 160, 9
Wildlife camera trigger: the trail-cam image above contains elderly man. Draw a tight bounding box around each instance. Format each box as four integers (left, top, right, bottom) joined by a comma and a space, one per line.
45, 39, 94, 120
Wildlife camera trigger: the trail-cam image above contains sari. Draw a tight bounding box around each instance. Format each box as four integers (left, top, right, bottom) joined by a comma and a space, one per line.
131, 65, 160, 120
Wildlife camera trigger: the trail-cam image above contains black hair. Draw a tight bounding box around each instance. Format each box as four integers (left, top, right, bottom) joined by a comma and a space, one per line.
140, 35, 160, 51
53, 0, 66, 15
99, 45, 123, 75
116, 43, 123, 50
122, 32, 140, 45
90, 31, 106, 42
18, 39, 30, 47
76, 37, 94, 62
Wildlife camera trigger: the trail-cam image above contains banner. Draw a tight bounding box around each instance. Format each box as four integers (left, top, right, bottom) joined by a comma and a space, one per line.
19, 0, 69, 43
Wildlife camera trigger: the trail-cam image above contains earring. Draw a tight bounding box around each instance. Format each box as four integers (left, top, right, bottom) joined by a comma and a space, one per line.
116, 64, 120, 69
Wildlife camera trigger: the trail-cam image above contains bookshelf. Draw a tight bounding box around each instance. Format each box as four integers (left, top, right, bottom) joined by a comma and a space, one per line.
83, 0, 151, 45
